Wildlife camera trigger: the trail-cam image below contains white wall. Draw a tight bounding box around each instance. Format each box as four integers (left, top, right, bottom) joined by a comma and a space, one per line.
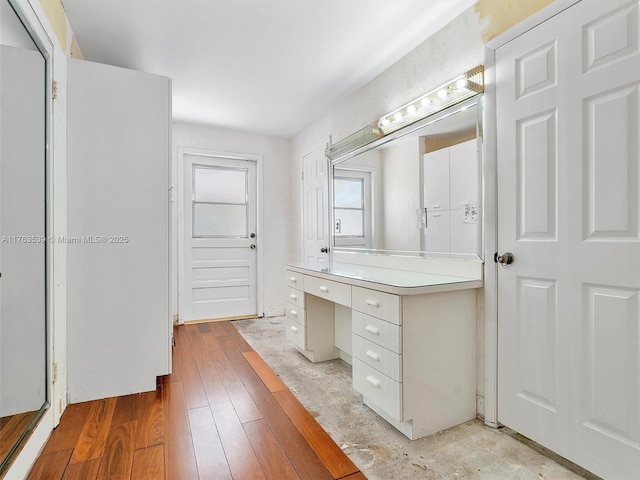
172, 123, 292, 318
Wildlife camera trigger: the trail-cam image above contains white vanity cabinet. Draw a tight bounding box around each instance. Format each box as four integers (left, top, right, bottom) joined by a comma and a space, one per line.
284, 262, 481, 440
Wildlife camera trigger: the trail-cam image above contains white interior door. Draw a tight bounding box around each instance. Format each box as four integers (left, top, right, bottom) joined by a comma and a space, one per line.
496, 1, 640, 478
179, 151, 258, 322
303, 149, 330, 262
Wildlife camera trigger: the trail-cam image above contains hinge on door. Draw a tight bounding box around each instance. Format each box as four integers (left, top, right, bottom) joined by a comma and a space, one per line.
52, 362, 59, 383
301, 170, 305, 181
52, 80, 58, 100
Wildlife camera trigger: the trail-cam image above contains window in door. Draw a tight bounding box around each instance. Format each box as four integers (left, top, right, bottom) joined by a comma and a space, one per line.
192, 165, 248, 238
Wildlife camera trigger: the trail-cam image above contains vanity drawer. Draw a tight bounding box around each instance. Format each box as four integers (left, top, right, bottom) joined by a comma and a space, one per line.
352, 286, 401, 325
286, 287, 305, 309
353, 358, 402, 421
285, 270, 304, 289
285, 318, 306, 351
353, 334, 402, 382
352, 311, 402, 354
304, 275, 351, 307
285, 302, 306, 326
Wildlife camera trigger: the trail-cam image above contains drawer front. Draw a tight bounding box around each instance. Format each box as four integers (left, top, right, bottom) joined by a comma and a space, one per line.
285, 318, 306, 351
285, 302, 306, 326
352, 334, 402, 382
304, 275, 351, 307
352, 286, 401, 325
352, 310, 402, 354
285, 270, 304, 289
286, 287, 305, 309
353, 358, 402, 421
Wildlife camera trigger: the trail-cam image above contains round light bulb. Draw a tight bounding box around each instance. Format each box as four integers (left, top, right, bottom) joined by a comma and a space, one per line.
456, 78, 467, 89
407, 105, 417, 115
380, 117, 391, 126
393, 112, 403, 122
438, 89, 448, 99
420, 98, 431, 107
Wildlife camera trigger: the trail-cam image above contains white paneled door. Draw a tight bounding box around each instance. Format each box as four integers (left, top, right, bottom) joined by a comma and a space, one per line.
496, 0, 640, 478
179, 151, 258, 322
303, 149, 330, 262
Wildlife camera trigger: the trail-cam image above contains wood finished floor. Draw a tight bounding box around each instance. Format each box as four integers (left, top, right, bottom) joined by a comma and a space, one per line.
26, 321, 366, 480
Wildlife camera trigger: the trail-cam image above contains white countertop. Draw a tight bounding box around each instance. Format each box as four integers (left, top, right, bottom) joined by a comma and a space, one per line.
286, 262, 483, 295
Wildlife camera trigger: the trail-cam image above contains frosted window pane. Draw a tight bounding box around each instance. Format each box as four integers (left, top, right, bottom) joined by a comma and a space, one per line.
194, 166, 246, 203
335, 208, 363, 236
194, 204, 247, 237
334, 178, 362, 208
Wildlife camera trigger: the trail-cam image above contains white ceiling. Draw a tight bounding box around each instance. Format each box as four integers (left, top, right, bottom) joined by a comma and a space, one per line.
61, 0, 476, 138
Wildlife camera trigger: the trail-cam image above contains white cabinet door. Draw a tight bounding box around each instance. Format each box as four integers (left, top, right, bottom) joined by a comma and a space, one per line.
449, 139, 478, 209
497, 1, 640, 478
425, 211, 450, 253
67, 59, 171, 402
423, 148, 449, 212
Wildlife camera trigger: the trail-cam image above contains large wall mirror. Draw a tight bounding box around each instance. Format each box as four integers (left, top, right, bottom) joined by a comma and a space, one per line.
0, 0, 48, 473
331, 95, 483, 262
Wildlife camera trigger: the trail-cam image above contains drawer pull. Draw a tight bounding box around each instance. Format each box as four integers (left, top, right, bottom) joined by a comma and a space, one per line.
319, 286, 329, 293
289, 276, 297, 283
365, 299, 380, 308
366, 375, 381, 388
365, 350, 381, 362
289, 309, 298, 317
365, 325, 380, 335
289, 293, 297, 300
290, 325, 298, 333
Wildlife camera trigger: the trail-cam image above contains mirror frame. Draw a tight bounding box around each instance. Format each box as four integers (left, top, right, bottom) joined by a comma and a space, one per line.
329, 94, 484, 262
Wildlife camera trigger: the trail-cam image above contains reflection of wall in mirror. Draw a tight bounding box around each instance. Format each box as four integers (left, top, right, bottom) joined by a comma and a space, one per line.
382, 139, 421, 252
423, 137, 478, 254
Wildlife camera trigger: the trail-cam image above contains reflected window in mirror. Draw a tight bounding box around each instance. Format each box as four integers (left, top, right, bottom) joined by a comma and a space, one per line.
334, 167, 374, 249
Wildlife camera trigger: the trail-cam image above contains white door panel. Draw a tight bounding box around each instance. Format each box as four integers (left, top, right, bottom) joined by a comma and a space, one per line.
179, 152, 258, 321
303, 149, 330, 262
497, 0, 640, 478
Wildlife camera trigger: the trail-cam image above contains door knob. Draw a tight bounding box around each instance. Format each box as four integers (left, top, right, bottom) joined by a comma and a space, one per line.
320, 247, 329, 253
495, 252, 514, 266
250, 244, 256, 249
250, 233, 256, 238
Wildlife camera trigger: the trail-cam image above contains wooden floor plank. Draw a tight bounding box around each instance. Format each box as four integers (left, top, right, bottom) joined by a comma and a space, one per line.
244, 419, 301, 480
176, 327, 209, 410
162, 382, 199, 480
187, 326, 218, 378
222, 341, 334, 480
210, 323, 227, 337
188, 406, 233, 480
223, 321, 255, 352
274, 389, 359, 479
61, 457, 101, 480
42, 402, 93, 454
243, 351, 289, 393
134, 389, 164, 449
202, 331, 222, 350
96, 421, 136, 480
201, 374, 266, 480
69, 397, 117, 464
214, 354, 263, 423
25, 448, 72, 480
131, 444, 165, 480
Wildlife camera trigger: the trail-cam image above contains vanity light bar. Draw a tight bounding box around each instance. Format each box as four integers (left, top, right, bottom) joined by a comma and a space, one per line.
377, 65, 484, 135
325, 123, 384, 160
